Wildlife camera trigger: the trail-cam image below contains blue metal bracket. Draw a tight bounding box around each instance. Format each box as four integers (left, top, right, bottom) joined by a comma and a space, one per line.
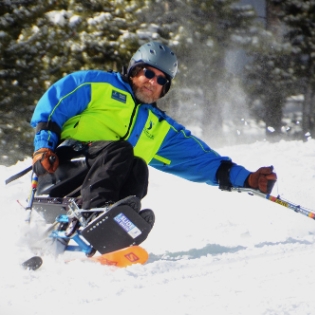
50, 214, 95, 256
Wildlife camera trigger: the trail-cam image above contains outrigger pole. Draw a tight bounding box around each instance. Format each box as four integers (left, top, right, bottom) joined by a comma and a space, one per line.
232, 187, 315, 221
5, 165, 32, 185
24, 172, 38, 223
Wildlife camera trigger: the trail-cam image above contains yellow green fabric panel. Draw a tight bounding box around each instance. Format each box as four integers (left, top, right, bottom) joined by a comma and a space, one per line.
152, 154, 171, 165
133, 111, 171, 164
61, 83, 134, 142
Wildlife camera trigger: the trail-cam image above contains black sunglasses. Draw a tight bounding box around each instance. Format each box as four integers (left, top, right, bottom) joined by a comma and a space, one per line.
143, 68, 169, 86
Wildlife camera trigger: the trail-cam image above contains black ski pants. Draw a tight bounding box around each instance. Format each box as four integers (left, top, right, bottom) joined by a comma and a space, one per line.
81, 141, 148, 209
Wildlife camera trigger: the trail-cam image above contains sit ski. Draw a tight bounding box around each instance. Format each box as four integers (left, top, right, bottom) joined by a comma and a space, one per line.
6, 151, 154, 270
20, 188, 153, 270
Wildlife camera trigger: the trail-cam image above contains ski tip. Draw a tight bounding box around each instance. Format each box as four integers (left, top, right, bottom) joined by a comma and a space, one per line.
22, 256, 43, 271
90, 245, 149, 268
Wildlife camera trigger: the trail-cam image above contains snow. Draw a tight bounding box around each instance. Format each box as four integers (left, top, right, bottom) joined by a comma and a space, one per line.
46, 11, 69, 27
1, 139, 315, 315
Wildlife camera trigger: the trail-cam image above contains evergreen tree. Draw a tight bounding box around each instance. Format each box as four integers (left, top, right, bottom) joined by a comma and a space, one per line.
276, 0, 315, 138
0, 0, 147, 165
245, 0, 315, 140
4, 0, 312, 166
244, 0, 297, 140
0, 0, 59, 164
138, 0, 258, 145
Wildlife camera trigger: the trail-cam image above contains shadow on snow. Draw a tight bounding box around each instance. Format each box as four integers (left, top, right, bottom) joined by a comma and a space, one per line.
147, 237, 313, 263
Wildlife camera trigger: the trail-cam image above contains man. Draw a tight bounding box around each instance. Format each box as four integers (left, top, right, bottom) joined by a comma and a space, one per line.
31, 41, 277, 231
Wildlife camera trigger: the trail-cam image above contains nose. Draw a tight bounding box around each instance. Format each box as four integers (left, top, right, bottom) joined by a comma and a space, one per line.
147, 76, 157, 85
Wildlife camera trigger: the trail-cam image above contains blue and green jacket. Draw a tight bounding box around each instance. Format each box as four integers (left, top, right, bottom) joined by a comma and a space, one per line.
31, 70, 250, 187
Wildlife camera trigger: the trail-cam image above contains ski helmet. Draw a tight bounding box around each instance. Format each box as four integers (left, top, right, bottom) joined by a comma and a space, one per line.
127, 41, 178, 95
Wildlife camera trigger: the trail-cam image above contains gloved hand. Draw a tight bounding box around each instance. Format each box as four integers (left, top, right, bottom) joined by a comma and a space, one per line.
245, 166, 277, 194
32, 148, 59, 175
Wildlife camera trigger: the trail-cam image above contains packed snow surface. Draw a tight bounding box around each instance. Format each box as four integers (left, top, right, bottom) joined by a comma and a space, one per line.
1, 139, 315, 315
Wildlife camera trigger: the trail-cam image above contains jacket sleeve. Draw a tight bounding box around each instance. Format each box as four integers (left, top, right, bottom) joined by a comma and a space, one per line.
30, 71, 92, 151
149, 115, 250, 188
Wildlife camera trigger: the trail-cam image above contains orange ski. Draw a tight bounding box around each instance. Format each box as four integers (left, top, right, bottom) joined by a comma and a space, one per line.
87, 245, 149, 268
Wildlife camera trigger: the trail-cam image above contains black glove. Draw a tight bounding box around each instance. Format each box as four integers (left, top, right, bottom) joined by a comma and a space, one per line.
245, 166, 277, 194
32, 148, 59, 175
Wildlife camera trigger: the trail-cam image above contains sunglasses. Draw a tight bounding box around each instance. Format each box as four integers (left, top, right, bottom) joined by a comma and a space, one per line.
143, 68, 169, 86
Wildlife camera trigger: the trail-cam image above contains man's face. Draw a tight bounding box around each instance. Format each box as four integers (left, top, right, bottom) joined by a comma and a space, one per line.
130, 66, 166, 104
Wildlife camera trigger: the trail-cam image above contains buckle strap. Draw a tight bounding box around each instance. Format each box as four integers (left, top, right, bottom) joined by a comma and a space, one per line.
35, 121, 61, 137
216, 160, 235, 191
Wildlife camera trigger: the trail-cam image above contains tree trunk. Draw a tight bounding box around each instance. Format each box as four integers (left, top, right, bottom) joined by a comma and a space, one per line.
265, 0, 282, 37
302, 83, 314, 140
201, 85, 224, 146
264, 95, 283, 140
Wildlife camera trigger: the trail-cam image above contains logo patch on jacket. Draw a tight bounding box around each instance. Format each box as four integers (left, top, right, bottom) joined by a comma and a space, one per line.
111, 90, 127, 103
144, 121, 154, 139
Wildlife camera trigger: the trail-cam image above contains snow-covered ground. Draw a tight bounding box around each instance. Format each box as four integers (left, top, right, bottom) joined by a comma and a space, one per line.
1, 139, 315, 315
